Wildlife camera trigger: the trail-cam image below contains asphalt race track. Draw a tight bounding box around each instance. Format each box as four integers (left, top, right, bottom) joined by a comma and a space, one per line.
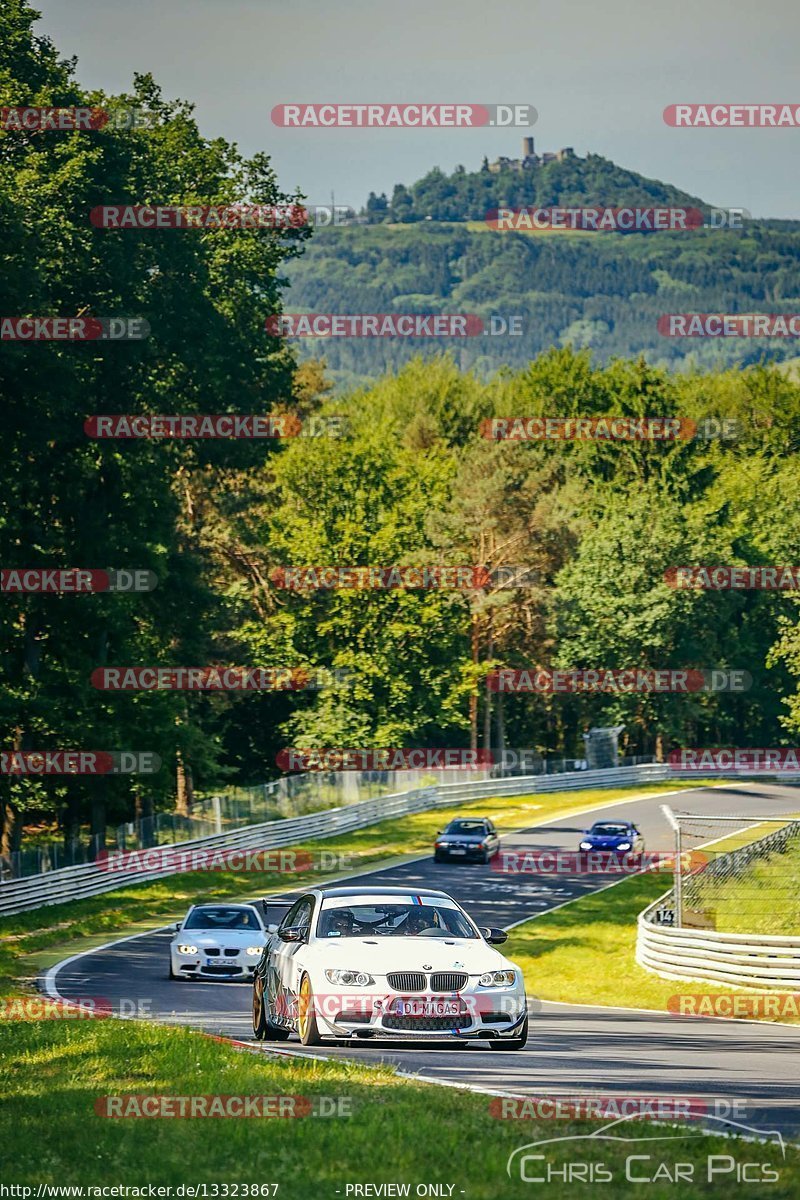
45, 781, 800, 1140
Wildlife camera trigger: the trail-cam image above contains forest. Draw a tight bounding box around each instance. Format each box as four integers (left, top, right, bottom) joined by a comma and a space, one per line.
3, 0, 800, 859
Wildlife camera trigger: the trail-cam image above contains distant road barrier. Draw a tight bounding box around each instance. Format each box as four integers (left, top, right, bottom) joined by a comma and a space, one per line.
0, 762, 671, 915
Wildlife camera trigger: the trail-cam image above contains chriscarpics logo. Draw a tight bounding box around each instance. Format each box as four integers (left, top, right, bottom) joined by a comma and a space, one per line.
506, 1113, 785, 1185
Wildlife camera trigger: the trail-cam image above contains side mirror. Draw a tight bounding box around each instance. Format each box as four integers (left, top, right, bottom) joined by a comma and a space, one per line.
266, 923, 278, 934
279, 926, 308, 943
482, 927, 508, 945
173, 922, 182, 931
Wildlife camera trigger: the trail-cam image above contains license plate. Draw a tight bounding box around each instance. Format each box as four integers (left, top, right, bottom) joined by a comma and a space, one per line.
450, 848, 467, 855
395, 998, 461, 1017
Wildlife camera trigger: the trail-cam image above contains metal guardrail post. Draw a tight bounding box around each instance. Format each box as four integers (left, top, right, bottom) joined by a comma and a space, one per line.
661, 804, 682, 928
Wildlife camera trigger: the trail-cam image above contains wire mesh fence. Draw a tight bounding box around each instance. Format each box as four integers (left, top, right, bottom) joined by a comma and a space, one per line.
654, 807, 800, 934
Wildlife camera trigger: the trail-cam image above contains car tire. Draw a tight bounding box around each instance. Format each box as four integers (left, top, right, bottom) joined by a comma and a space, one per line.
298, 973, 323, 1046
253, 975, 291, 1041
434, 854, 444, 864
168, 963, 183, 981
489, 1014, 528, 1051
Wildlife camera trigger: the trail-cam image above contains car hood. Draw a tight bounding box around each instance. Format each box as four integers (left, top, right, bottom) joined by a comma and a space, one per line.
172, 930, 265, 947
307, 937, 513, 974
439, 833, 484, 843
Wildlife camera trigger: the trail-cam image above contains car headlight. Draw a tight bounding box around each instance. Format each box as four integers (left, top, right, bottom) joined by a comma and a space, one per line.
177, 944, 197, 955
436, 841, 450, 847
324, 969, 374, 986
617, 842, 632, 851
246, 946, 263, 956
579, 841, 593, 850
479, 970, 517, 987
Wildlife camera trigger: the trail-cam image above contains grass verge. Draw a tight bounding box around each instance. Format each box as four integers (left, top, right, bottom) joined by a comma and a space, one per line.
0, 1017, 796, 1195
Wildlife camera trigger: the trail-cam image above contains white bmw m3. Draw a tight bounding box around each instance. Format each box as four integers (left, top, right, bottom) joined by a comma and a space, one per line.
169, 902, 268, 980
251, 886, 528, 1048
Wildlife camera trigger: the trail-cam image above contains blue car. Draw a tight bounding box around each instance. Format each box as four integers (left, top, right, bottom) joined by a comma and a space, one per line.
579, 820, 644, 855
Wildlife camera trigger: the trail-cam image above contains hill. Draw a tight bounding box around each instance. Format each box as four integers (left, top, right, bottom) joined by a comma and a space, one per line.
370, 149, 706, 223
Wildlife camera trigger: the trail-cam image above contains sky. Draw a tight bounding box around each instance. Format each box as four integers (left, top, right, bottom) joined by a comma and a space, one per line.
34, 0, 800, 219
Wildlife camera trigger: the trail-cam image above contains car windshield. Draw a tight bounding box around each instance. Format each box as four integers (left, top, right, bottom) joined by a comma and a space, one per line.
445, 820, 487, 834
318, 901, 478, 939
589, 824, 631, 837
184, 906, 260, 931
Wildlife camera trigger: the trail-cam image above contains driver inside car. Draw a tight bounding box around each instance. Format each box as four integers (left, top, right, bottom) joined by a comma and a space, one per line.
403, 907, 440, 935
324, 909, 356, 937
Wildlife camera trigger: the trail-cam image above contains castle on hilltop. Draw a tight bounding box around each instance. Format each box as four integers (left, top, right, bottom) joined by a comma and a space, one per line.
487, 137, 576, 173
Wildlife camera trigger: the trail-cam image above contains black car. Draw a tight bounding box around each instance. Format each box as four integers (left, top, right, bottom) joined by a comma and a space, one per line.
434, 817, 500, 864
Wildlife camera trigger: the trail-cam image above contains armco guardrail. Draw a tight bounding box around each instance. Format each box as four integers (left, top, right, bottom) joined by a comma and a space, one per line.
636, 901, 800, 989
0, 762, 670, 915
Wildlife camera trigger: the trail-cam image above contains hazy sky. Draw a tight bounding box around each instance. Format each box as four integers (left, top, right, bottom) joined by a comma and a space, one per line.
35, 0, 800, 218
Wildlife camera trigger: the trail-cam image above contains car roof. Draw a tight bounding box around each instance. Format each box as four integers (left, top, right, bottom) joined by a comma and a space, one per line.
189, 901, 260, 910
312, 885, 451, 899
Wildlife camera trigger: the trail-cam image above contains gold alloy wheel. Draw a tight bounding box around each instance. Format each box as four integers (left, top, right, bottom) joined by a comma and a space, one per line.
298, 974, 311, 1039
